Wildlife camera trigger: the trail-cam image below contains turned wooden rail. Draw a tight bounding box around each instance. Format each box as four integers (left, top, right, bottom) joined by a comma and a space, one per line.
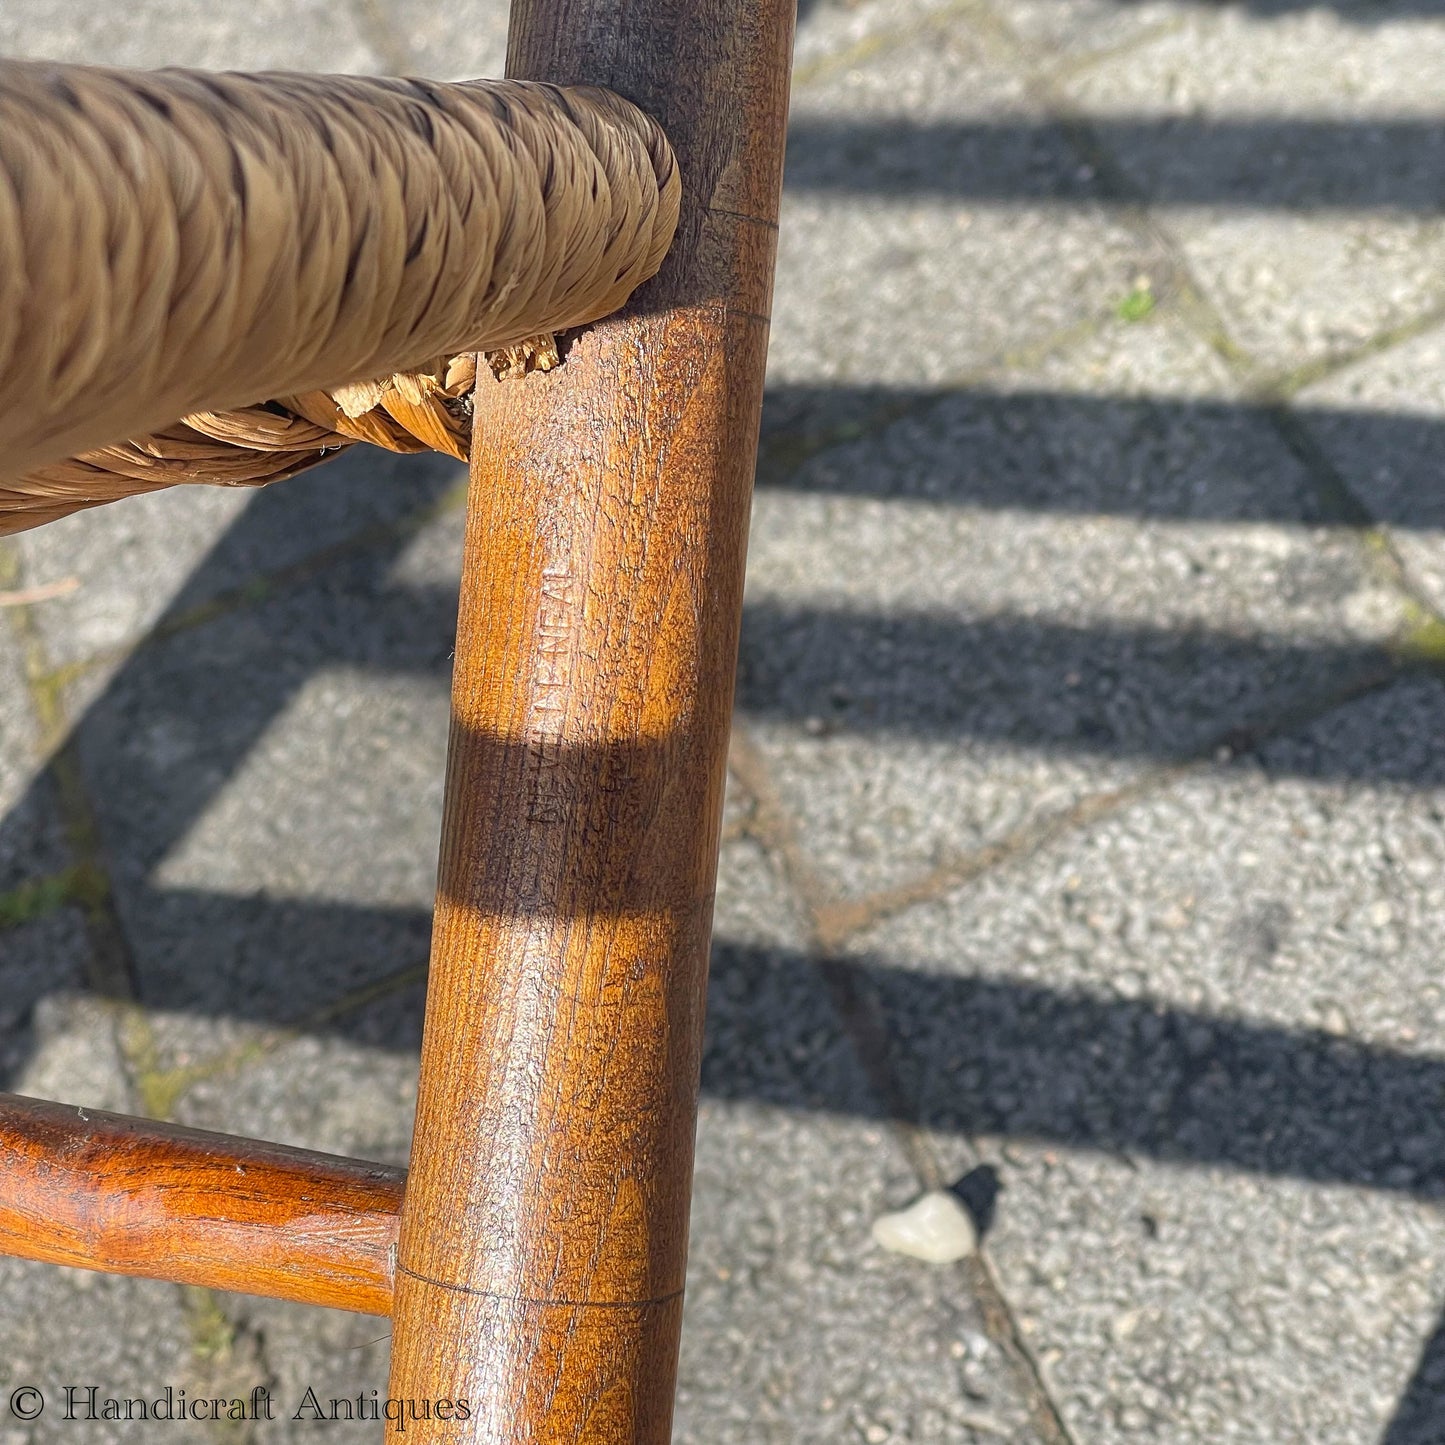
0, 1093, 401, 1314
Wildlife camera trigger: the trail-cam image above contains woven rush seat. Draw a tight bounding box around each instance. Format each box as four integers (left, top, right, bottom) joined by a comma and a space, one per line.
0, 61, 679, 532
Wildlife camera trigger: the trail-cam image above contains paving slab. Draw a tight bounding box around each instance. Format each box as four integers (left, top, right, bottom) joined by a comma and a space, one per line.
173, 1018, 418, 1165
45, 512, 461, 1027
0, 1261, 197, 1445
0, 616, 97, 1089
1294, 319, 1445, 616
370, 0, 509, 78
743, 314, 1406, 901
1059, 8, 1445, 372
771, 16, 1165, 403
0, 0, 381, 70
0, 613, 70, 898
791, 0, 971, 74
843, 674, 1445, 1444
0, 923, 104, 1094
984, 0, 1188, 69
13, 451, 464, 682
686, 837, 1047, 1445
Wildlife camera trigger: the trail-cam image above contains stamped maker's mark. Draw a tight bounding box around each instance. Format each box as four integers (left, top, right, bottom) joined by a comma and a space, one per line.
524, 560, 575, 826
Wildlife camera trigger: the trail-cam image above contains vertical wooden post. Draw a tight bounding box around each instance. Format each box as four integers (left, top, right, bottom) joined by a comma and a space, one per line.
385, 0, 795, 1438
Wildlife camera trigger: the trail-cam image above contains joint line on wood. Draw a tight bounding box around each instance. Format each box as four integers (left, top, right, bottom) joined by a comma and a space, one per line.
394, 1260, 685, 1312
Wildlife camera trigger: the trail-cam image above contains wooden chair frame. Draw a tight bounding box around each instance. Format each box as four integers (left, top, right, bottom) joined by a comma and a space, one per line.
0, 0, 795, 1436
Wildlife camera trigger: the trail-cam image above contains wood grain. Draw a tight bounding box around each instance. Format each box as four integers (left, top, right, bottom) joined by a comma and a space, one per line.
385, 0, 796, 1436
0, 1092, 402, 1314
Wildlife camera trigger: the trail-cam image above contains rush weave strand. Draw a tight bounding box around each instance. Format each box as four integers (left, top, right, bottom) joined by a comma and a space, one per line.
0, 61, 681, 534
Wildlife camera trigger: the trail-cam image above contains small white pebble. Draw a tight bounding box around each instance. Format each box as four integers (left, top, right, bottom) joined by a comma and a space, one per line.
871, 1191, 977, 1263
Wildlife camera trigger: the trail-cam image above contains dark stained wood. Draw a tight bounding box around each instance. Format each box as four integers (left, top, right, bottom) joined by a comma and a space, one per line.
385, 0, 796, 1437
0, 1092, 402, 1314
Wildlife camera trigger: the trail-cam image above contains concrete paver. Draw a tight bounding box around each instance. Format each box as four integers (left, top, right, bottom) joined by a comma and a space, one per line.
12, 451, 464, 679
1059, 9, 1445, 372
678, 838, 1047, 1444
375, 0, 510, 77
61, 528, 456, 1022
744, 314, 1407, 899
0, 0, 382, 70
772, 20, 1167, 395
845, 676, 1445, 1443
0, 617, 70, 898
1297, 321, 1445, 615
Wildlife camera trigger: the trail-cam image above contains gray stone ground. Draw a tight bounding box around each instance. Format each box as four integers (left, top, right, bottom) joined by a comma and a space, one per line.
3, 0, 1445, 1439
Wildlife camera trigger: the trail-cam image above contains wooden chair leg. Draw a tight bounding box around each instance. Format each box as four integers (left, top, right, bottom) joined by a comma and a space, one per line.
385, 0, 796, 1438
